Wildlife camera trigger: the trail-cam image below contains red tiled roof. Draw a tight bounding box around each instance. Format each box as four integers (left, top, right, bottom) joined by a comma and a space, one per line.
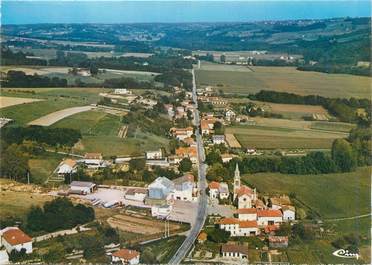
198, 232, 207, 241
218, 218, 239, 225
257, 209, 283, 218
236, 185, 253, 197
176, 146, 197, 157
112, 249, 139, 260
239, 220, 258, 228
209, 181, 220, 189
2, 228, 32, 246
264, 225, 279, 233
236, 208, 257, 214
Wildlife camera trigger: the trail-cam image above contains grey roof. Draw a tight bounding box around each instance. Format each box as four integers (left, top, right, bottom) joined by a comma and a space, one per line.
70, 181, 95, 188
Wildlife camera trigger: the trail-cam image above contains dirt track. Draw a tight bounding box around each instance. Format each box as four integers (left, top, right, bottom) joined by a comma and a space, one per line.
0, 96, 44, 109
28, 105, 94, 126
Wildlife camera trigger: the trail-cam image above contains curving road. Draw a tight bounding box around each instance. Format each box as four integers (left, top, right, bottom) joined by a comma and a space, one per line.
168, 67, 208, 264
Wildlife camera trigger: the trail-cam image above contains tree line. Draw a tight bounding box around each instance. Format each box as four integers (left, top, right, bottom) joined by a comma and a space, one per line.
1, 126, 81, 147
250, 90, 371, 124
2, 70, 68, 88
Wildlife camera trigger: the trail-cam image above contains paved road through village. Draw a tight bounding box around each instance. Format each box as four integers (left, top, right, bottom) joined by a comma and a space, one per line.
168, 67, 208, 264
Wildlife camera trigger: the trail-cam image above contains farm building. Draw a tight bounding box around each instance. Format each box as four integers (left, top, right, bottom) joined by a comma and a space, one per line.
114, 88, 131, 95
57, 159, 77, 177
0, 227, 33, 254
221, 244, 249, 260
111, 248, 140, 265
124, 188, 147, 202
82, 153, 106, 169
151, 204, 172, 218
257, 210, 283, 226
69, 181, 97, 195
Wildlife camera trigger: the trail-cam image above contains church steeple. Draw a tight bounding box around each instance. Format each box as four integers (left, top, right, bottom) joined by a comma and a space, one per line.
233, 163, 241, 197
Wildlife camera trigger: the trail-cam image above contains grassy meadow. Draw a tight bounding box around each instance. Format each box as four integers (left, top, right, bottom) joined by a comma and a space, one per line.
195, 62, 371, 99
242, 167, 371, 219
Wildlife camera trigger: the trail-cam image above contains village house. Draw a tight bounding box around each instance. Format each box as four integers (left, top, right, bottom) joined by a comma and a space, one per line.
218, 182, 230, 200
221, 244, 249, 260
170, 127, 194, 141
208, 181, 220, 199
201, 119, 215, 135
282, 205, 296, 221
175, 146, 198, 163
225, 109, 236, 122
175, 106, 186, 119
0, 227, 32, 254
236, 208, 257, 221
269, 195, 291, 210
257, 209, 283, 226
164, 104, 175, 118
218, 218, 259, 236
269, 236, 289, 248
69, 181, 97, 195
57, 158, 77, 177
221, 153, 237, 163
172, 174, 196, 202
111, 248, 140, 265
145, 149, 163, 160
212, 135, 226, 145
124, 188, 147, 202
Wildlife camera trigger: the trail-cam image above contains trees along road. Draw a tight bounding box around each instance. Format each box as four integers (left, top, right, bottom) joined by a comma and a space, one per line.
168, 68, 208, 264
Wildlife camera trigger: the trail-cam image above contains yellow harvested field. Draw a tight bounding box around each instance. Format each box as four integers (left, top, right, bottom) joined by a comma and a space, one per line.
225, 133, 241, 148
28, 105, 95, 126
0, 96, 44, 109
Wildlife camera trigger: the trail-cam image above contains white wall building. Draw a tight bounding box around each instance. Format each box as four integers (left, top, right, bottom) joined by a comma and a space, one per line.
221, 244, 248, 260
219, 218, 259, 237
282, 206, 296, 221
0, 227, 32, 254
172, 175, 195, 202
124, 188, 147, 202
236, 208, 257, 221
257, 210, 283, 226
146, 149, 163, 160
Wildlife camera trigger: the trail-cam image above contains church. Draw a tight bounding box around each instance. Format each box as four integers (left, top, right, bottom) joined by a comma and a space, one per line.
233, 164, 257, 209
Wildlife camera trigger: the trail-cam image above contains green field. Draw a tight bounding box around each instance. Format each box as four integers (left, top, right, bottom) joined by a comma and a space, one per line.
29, 152, 65, 184
52, 110, 169, 157
139, 236, 186, 263
1, 87, 107, 125
226, 124, 346, 150
195, 62, 371, 99
242, 167, 371, 219
310, 121, 356, 133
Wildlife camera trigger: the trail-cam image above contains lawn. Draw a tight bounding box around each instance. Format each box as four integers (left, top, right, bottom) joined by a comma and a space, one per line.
226, 124, 347, 150
195, 62, 371, 99
242, 167, 371, 219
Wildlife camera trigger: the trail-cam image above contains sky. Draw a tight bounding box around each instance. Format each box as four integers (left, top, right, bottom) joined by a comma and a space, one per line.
2, 1, 371, 24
